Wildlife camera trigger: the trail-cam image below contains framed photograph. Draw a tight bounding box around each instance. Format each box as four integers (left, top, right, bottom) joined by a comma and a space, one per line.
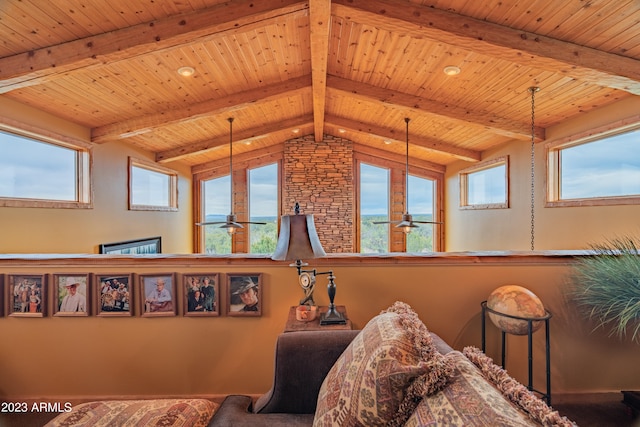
139, 273, 176, 316
227, 273, 262, 317
53, 274, 90, 316
95, 274, 133, 316
99, 236, 161, 255
7, 274, 46, 317
183, 273, 220, 317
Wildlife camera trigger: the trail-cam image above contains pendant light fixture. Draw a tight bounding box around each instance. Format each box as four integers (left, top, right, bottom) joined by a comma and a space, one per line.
197, 117, 266, 235
374, 117, 441, 234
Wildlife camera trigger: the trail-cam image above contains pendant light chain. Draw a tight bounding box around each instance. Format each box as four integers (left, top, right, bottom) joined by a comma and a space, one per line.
405, 117, 410, 214
228, 117, 234, 215
528, 87, 539, 251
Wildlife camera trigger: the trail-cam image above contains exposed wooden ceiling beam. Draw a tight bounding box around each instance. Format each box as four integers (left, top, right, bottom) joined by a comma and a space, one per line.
92, 76, 311, 144
157, 115, 313, 163
327, 75, 544, 142
309, 0, 331, 142
333, 0, 640, 95
325, 114, 481, 162
353, 143, 446, 174
0, 0, 308, 93
192, 144, 285, 176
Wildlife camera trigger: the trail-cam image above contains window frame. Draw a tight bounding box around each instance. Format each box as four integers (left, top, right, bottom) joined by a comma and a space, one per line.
356, 160, 391, 254
193, 155, 283, 254
546, 121, 640, 207
459, 156, 509, 210
128, 156, 178, 211
355, 152, 444, 253
0, 124, 92, 209
247, 162, 279, 254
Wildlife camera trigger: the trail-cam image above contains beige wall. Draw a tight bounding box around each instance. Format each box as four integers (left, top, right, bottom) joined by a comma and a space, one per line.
0, 254, 638, 401
445, 97, 640, 251
0, 98, 193, 254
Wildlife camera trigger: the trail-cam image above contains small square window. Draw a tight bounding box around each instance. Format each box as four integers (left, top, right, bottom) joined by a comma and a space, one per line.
129, 157, 178, 211
459, 156, 509, 209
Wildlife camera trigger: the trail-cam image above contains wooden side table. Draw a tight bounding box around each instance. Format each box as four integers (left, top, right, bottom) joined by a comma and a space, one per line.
284, 305, 352, 332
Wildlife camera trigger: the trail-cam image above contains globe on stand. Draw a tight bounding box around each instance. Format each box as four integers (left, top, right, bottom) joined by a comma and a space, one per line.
487, 285, 545, 335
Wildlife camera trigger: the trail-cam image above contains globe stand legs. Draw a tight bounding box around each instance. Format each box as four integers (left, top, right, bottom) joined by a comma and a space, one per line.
481, 301, 552, 405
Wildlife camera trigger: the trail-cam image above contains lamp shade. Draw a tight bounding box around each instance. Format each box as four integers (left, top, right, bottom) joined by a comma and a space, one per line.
272, 214, 326, 261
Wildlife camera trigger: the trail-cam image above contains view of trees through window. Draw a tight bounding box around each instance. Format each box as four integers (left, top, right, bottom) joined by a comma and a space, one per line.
249, 163, 278, 254
202, 164, 278, 254
407, 174, 435, 252
203, 175, 231, 254
360, 165, 436, 253
360, 163, 389, 253
203, 161, 435, 254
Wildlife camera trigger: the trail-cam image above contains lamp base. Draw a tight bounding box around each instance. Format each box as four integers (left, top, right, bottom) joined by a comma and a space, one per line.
320, 305, 347, 325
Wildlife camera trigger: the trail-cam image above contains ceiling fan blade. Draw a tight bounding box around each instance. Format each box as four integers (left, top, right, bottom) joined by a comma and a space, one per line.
372, 220, 401, 225
412, 220, 444, 224
196, 221, 225, 226
237, 221, 268, 225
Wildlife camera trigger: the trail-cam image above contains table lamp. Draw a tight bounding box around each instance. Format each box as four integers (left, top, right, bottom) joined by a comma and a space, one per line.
272, 203, 346, 325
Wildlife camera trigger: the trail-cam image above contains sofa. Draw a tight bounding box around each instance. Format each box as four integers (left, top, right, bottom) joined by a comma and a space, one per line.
209, 302, 576, 426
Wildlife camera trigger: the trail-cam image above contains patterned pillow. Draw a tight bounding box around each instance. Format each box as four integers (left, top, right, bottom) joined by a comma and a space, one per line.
44, 399, 218, 427
406, 351, 541, 426
313, 301, 453, 427
462, 347, 576, 427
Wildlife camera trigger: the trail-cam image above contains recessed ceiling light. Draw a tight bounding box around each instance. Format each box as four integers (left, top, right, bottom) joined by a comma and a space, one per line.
177, 66, 195, 77
443, 65, 461, 76
338, 128, 346, 134
292, 128, 300, 134
383, 139, 392, 145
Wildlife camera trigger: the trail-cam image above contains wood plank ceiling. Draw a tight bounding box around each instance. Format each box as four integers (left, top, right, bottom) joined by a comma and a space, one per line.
0, 0, 638, 173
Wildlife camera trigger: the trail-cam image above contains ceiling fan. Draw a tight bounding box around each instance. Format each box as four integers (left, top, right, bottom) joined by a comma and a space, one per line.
374, 117, 442, 234
196, 117, 266, 235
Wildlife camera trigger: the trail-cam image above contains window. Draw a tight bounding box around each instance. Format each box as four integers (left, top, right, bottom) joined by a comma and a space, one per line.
548, 128, 640, 205
202, 175, 231, 254
407, 174, 436, 252
459, 156, 509, 209
360, 163, 389, 253
128, 157, 178, 211
248, 163, 278, 254
0, 129, 91, 208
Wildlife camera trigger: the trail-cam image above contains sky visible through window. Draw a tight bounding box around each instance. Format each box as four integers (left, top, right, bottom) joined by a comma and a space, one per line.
360, 163, 389, 215
0, 131, 76, 200
131, 166, 170, 206
560, 129, 640, 199
467, 164, 506, 205
249, 163, 278, 217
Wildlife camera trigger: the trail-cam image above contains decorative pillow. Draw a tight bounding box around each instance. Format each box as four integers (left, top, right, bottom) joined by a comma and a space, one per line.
44, 399, 218, 427
406, 351, 541, 426
313, 301, 453, 427
463, 347, 575, 427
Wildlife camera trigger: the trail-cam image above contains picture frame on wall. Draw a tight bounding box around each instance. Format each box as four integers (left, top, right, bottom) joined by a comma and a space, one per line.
139, 273, 176, 317
183, 273, 220, 317
227, 273, 262, 317
53, 274, 90, 316
99, 236, 161, 255
7, 274, 46, 317
95, 274, 133, 316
